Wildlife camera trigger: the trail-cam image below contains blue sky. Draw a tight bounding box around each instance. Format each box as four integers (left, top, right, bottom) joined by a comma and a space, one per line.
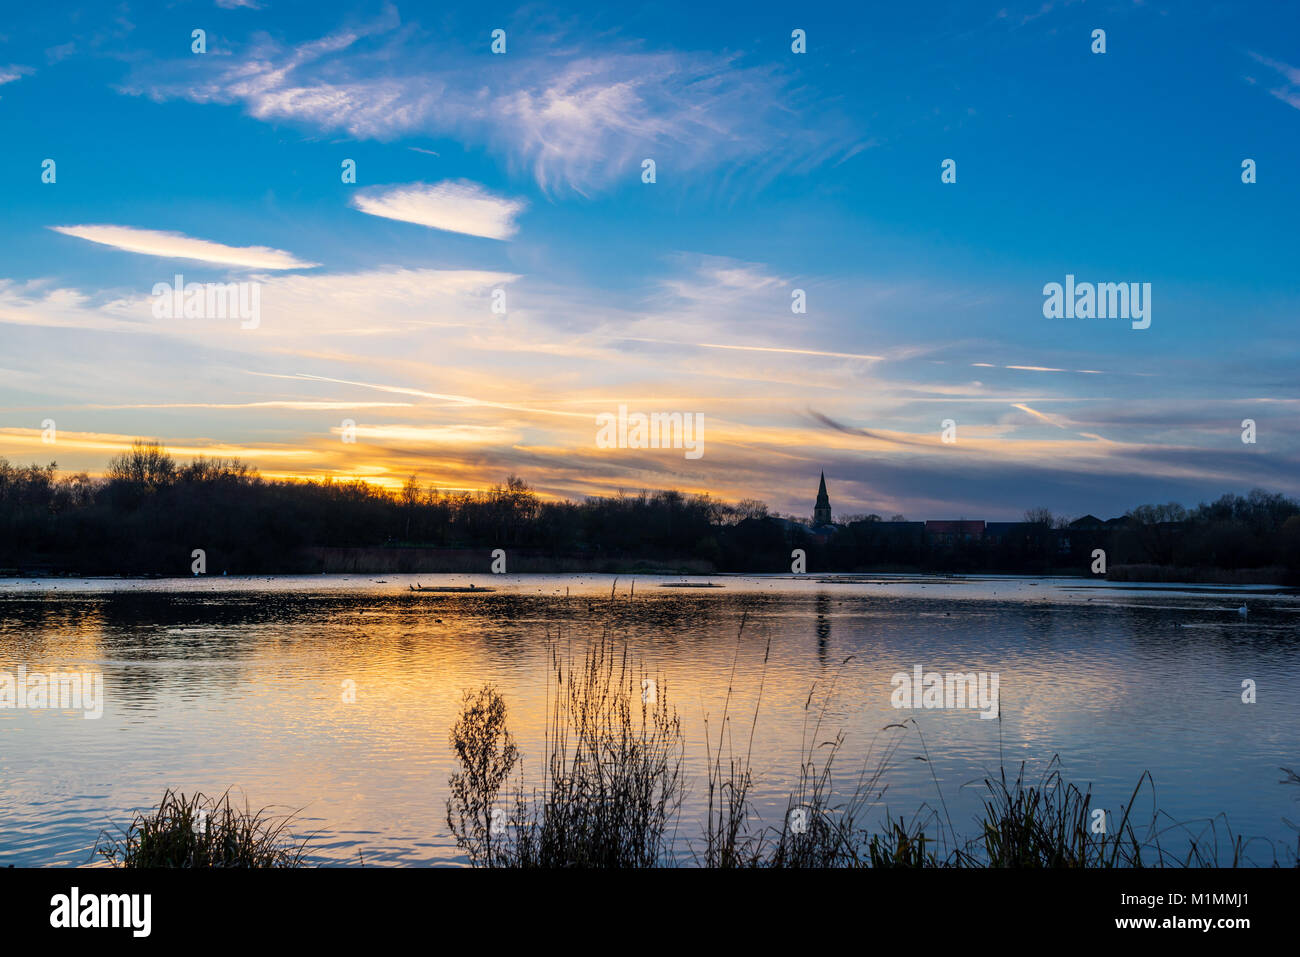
1, 0, 1298, 520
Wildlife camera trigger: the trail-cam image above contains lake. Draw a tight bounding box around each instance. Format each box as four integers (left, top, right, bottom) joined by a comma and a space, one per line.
1, 573, 1297, 866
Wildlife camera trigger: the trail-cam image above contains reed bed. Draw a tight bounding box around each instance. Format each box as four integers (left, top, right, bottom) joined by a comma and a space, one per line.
447, 608, 1299, 868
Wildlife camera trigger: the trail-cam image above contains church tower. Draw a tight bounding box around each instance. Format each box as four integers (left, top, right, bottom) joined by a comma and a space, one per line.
813, 471, 832, 525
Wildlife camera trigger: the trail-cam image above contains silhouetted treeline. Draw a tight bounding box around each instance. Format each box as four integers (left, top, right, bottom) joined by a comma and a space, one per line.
2, 442, 1298, 580
810, 492, 1300, 581
0, 443, 749, 575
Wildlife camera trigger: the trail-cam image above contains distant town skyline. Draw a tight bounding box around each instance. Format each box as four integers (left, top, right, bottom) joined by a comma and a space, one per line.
2, 1, 1298, 521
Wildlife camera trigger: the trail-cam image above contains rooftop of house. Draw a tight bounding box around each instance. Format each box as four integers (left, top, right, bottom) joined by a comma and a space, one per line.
925, 520, 986, 532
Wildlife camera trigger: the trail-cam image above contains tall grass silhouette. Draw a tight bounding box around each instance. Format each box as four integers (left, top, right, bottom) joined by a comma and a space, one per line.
96, 788, 312, 868
447, 604, 1299, 868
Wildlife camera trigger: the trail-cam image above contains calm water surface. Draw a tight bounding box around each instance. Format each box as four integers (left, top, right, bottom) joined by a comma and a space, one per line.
2, 573, 1298, 866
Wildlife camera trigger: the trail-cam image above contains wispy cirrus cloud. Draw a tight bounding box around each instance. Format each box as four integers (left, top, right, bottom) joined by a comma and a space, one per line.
0, 64, 34, 84
84, 400, 414, 411
351, 181, 526, 239
329, 423, 524, 445
1248, 52, 1300, 109
118, 11, 865, 194
50, 224, 318, 270
0, 427, 313, 461
3, 249, 1296, 514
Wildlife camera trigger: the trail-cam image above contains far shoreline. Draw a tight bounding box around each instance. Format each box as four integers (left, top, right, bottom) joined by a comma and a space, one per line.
1, 566, 1296, 592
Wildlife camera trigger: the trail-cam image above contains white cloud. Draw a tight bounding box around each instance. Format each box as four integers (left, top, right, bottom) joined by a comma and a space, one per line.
4, 256, 1296, 512
335, 423, 524, 445
120, 16, 865, 194
50, 224, 319, 270
0, 64, 34, 84
0, 267, 519, 342
351, 181, 526, 240
1249, 52, 1300, 110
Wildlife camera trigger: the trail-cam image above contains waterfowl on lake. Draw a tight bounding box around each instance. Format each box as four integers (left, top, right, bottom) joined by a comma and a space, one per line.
408, 583, 495, 593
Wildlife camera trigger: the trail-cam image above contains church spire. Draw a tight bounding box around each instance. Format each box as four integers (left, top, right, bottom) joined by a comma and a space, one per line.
813, 471, 832, 525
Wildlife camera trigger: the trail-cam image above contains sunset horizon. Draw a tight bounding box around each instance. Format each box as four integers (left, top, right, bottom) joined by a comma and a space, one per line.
4, 2, 1297, 521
